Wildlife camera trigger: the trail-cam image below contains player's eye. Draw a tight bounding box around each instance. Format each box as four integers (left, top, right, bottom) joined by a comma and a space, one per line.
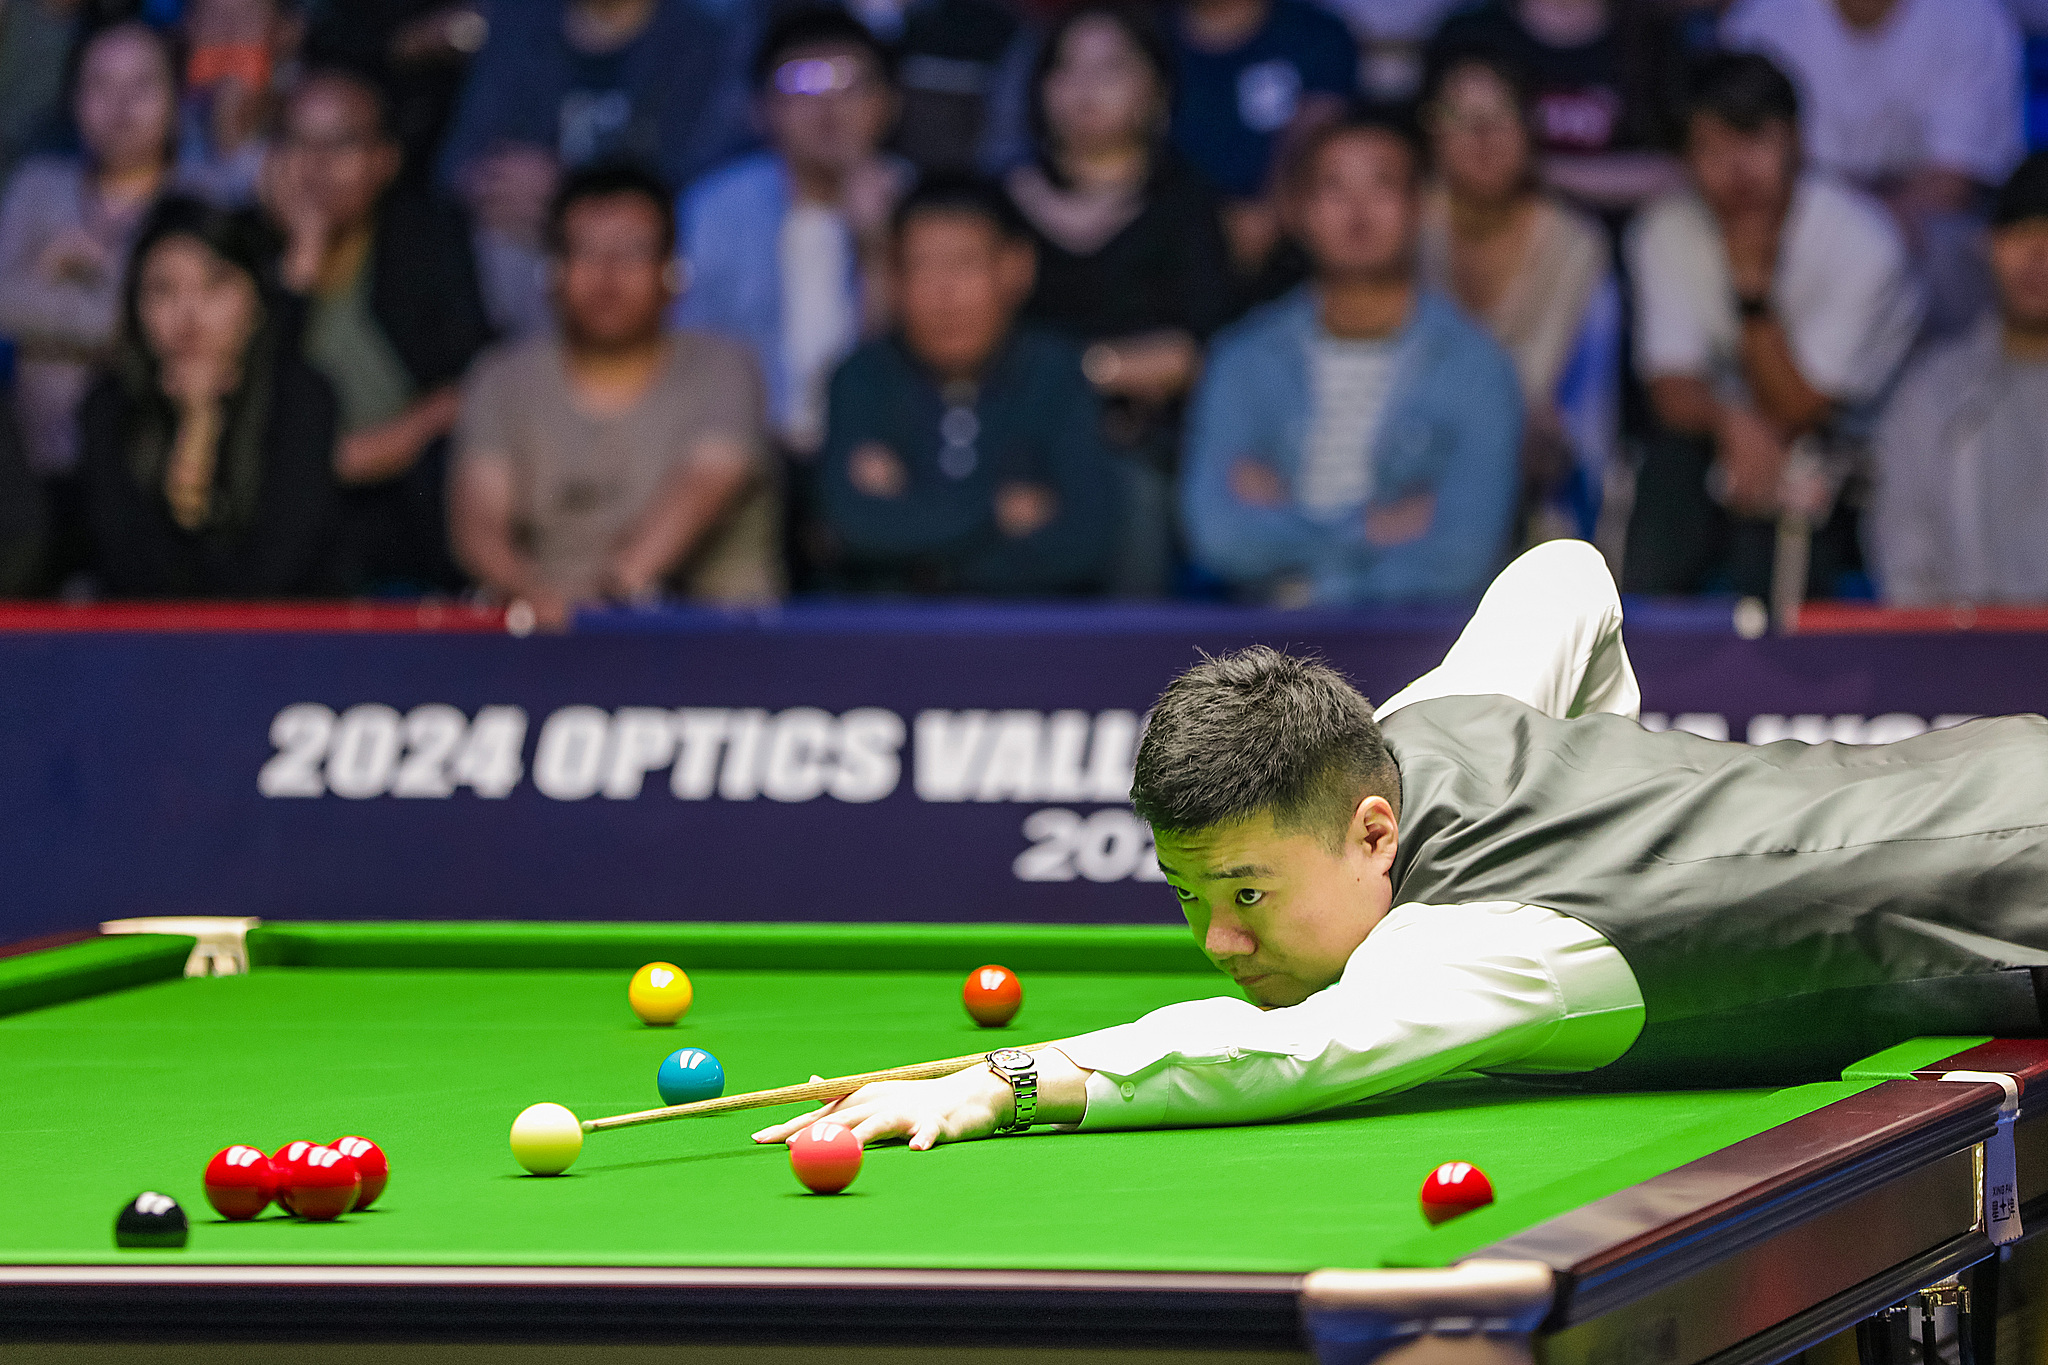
1170, 884, 1197, 902
1235, 888, 1265, 907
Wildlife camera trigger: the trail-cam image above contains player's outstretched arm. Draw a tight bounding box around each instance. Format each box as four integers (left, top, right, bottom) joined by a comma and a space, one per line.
752, 1048, 1094, 1151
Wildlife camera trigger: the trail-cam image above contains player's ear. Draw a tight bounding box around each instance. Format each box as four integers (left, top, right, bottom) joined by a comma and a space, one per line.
1349, 795, 1399, 870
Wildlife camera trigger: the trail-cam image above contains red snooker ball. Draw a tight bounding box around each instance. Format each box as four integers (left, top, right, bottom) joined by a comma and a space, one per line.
331, 1136, 388, 1210
283, 1145, 361, 1221
789, 1120, 863, 1194
203, 1145, 277, 1220
271, 1141, 318, 1215
1419, 1161, 1495, 1226
962, 964, 1022, 1028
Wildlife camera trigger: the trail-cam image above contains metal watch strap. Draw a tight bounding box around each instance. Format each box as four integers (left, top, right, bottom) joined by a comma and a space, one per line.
986, 1049, 1038, 1134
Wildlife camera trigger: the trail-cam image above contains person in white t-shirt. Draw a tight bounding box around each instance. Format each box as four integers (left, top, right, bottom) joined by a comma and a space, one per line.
1622, 51, 1920, 600
1721, 0, 2023, 336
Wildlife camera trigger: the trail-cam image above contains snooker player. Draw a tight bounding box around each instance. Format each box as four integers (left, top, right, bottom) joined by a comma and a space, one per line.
756, 539, 2048, 1151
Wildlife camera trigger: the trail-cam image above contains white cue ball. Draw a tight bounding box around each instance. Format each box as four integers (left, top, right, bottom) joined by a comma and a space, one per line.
511, 1102, 584, 1175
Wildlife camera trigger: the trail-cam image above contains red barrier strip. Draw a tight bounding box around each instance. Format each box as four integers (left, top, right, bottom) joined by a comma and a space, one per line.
0, 602, 508, 633
1795, 604, 2048, 635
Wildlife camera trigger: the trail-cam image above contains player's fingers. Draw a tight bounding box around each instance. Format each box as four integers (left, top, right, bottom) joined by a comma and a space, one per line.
752, 1102, 841, 1143
909, 1117, 941, 1151
850, 1110, 914, 1146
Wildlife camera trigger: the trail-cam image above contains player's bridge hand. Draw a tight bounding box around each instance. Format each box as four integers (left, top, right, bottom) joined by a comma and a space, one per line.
752, 1065, 1014, 1152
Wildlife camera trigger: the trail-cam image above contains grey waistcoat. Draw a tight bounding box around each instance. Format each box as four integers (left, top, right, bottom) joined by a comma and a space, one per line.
1378, 695, 2048, 1084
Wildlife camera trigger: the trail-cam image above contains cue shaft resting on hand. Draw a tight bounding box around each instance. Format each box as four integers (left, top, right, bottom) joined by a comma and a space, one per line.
581, 1043, 1057, 1132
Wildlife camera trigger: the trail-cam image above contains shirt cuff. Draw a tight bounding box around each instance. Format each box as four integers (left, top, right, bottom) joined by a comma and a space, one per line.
1071, 1065, 1174, 1131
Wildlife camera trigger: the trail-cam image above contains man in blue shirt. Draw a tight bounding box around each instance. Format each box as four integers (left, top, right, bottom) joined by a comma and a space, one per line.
1181, 110, 1523, 605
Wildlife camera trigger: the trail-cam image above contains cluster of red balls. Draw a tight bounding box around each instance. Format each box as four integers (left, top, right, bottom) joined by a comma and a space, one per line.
202, 1137, 388, 1222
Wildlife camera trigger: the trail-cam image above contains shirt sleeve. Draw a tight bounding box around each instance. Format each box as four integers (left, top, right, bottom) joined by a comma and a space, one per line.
686, 339, 768, 462
1924, 1, 2024, 183
1057, 903, 1644, 1131
453, 349, 519, 476
0, 164, 120, 355
1373, 538, 1639, 722
1625, 197, 1718, 383
1783, 186, 1922, 406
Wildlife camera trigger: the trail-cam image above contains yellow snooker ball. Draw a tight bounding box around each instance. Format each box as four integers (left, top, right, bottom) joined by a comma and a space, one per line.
510, 1102, 583, 1175
629, 961, 693, 1025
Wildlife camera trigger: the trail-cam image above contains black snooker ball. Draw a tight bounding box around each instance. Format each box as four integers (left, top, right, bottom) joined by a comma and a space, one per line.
115, 1192, 189, 1249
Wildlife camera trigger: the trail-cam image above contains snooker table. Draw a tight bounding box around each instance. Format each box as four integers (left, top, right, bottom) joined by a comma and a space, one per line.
4, 920, 2047, 1365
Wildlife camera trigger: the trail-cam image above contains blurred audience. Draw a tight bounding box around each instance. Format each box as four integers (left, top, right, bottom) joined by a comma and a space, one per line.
0, 0, 86, 186
79, 196, 343, 595
176, 0, 299, 206
1723, 0, 2023, 338
841, 0, 1033, 174
1873, 152, 2048, 605
303, 0, 486, 188
263, 64, 491, 591
1429, 0, 1688, 212
1168, 0, 1355, 274
1624, 53, 1920, 600
3, 0, 2040, 609
1322, 0, 1467, 103
438, 0, 756, 336
1009, 3, 1233, 590
451, 163, 780, 628
1417, 50, 1616, 544
815, 176, 1120, 594
678, 7, 904, 458
1181, 113, 1522, 606
0, 19, 177, 503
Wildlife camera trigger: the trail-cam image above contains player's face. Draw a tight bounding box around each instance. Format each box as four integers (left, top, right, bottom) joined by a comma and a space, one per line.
1154, 800, 1399, 1009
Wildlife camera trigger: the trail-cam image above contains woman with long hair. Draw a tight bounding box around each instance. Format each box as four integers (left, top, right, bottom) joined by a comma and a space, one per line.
1418, 50, 1619, 543
1006, 3, 1233, 591
79, 195, 343, 595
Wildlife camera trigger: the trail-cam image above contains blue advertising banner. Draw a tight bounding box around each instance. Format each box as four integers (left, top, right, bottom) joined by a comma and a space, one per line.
5, 602, 2047, 943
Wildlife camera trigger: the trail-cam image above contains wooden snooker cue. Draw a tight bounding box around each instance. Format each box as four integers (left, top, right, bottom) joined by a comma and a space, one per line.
581, 1043, 1058, 1132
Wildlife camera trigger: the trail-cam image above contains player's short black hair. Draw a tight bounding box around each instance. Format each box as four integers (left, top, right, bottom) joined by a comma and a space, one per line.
751, 6, 894, 90
891, 172, 1030, 244
1685, 52, 1799, 135
546, 160, 677, 257
1131, 648, 1402, 849
1282, 104, 1428, 195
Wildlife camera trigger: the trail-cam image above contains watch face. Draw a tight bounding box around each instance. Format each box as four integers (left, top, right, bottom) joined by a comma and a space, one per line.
987, 1048, 1034, 1072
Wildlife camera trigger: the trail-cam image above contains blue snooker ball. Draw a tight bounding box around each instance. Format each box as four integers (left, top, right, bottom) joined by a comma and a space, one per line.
657, 1047, 725, 1106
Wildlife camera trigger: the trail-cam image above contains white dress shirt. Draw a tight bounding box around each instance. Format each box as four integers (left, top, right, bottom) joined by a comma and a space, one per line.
1058, 539, 1650, 1130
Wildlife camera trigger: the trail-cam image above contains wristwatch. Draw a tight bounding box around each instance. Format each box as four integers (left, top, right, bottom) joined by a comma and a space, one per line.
986, 1048, 1038, 1134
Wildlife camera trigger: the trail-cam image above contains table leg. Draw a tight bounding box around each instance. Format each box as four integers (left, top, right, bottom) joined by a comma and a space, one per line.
1855, 1303, 1913, 1364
